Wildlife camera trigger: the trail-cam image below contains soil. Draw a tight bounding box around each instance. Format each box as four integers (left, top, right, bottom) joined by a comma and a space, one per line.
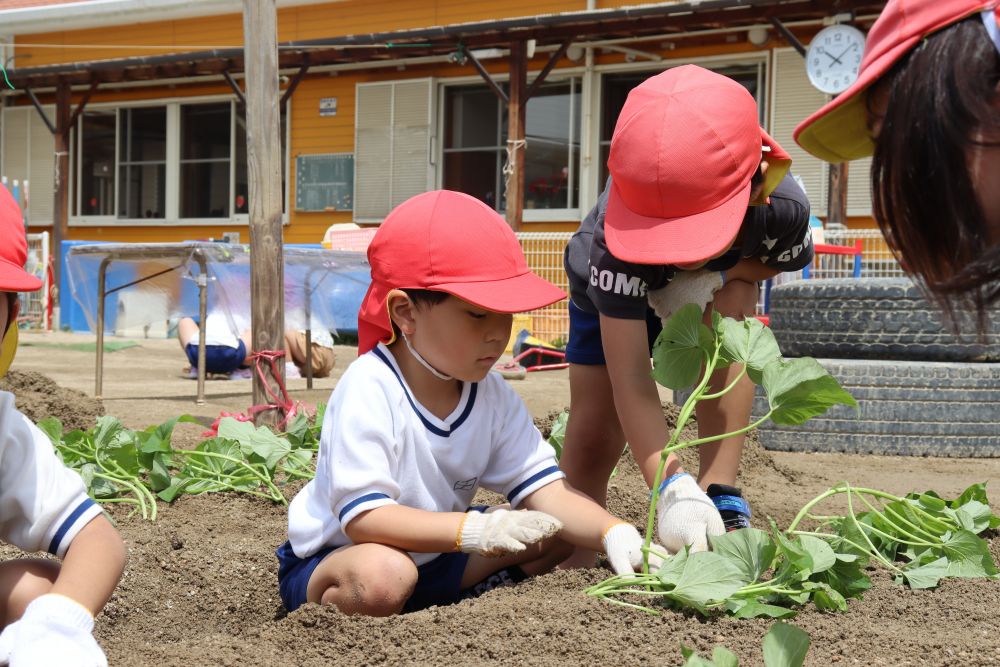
0, 369, 105, 431
4, 331, 1000, 666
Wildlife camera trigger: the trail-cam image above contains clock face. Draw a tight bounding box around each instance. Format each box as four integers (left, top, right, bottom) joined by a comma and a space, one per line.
805, 24, 866, 94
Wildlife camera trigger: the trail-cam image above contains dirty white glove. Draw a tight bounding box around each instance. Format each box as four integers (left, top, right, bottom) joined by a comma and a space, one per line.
655, 473, 725, 554
647, 269, 724, 323
458, 508, 563, 557
0, 594, 107, 667
601, 522, 668, 575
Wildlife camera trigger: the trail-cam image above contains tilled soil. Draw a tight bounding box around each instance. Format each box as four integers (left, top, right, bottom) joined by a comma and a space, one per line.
5, 337, 1000, 666
0, 369, 104, 431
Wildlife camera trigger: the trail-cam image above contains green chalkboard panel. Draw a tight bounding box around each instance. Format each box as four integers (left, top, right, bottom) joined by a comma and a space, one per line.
294, 153, 354, 211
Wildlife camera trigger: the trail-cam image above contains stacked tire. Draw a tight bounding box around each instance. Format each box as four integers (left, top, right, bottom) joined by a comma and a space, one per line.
756, 278, 1000, 457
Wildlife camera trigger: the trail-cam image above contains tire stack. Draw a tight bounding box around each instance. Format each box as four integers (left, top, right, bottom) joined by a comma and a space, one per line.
755, 278, 1000, 456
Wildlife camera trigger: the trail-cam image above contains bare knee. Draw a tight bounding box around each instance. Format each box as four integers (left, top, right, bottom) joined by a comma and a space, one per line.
0, 559, 59, 626
314, 547, 416, 617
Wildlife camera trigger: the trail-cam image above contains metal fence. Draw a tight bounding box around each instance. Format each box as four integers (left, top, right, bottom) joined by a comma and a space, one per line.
19, 232, 51, 331
823, 227, 905, 279
516, 232, 573, 345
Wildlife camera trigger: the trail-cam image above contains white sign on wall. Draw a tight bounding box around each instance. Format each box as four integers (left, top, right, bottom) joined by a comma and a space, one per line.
319, 97, 338, 117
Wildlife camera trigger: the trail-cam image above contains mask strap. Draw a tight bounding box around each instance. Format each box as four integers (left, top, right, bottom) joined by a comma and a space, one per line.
401, 331, 454, 381
982, 7, 1000, 56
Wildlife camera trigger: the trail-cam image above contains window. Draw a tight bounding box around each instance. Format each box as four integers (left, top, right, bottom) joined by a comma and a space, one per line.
118, 107, 167, 219
598, 65, 765, 189
442, 78, 581, 213
71, 99, 288, 223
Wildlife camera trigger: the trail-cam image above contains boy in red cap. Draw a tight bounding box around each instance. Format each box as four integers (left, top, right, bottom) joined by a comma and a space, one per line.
561, 65, 813, 564
0, 185, 125, 666
278, 190, 661, 616
795, 0, 1000, 327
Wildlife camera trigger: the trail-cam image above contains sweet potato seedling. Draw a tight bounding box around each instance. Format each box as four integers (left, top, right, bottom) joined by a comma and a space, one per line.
586, 305, 999, 617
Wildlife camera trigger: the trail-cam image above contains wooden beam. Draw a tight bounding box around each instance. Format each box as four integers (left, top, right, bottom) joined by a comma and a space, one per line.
505, 40, 526, 231
67, 80, 99, 130
525, 39, 572, 101
243, 0, 286, 427
464, 47, 508, 104
826, 162, 849, 228
23, 88, 56, 135
222, 69, 246, 106
52, 81, 71, 290
280, 61, 309, 107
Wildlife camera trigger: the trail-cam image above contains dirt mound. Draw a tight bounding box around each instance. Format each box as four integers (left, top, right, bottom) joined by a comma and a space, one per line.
0, 369, 104, 430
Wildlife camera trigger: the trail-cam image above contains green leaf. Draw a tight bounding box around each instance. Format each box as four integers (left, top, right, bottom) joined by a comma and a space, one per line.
710, 528, 776, 582
808, 583, 847, 612
809, 557, 871, 600
900, 556, 949, 589
762, 622, 810, 667
797, 535, 836, 575
726, 599, 797, 619
546, 411, 569, 460
681, 646, 717, 667
651, 303, 714, 390
718, 317, 781, 385
952, 501, 995, 534
773, 531, 814, 581
662, 551, 749, 612
939, 530, 998, 578
91, 415, 126, 450
761, 358, 858, 426
35, 416, 63, 446
711, 646, 740, 667
217, 418, 291, 471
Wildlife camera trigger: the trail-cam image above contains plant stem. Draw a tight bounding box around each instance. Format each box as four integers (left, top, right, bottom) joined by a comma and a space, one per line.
662, 411, 773, 456
700, 364, 747, 400
844, 485, 902, 573
171, 450, 286, 504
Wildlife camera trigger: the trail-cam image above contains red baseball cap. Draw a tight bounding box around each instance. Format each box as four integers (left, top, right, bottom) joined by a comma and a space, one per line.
357, 190, 566, 354
0, 185, 42, 293
795, 0, 996, 162
605, 65, 789, 265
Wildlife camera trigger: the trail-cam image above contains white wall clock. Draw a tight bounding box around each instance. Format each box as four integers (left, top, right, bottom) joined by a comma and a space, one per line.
805, 24, 866, 95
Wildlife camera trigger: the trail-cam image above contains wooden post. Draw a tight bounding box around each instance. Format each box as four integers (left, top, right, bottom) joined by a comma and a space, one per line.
242, 0, 285, 427
827, 162, 848, 227
52, 80, 71, 289
505, 40, 527, 231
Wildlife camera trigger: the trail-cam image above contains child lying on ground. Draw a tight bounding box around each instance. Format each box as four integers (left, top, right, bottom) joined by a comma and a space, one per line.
0, 185, 126, 666
278, 190, 660, 616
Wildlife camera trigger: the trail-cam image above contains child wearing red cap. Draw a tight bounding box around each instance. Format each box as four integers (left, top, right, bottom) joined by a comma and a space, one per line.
795, 0, 1000, 326
278, 190, 662, 616
561, 65, 813, 563
0, 185, 125, 666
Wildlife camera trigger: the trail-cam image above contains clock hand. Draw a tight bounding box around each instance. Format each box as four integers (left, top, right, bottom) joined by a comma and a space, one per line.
823, 49, 845, 66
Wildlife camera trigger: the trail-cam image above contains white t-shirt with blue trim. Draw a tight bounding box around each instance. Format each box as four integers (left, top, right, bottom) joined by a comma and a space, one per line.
0, 392, 104, 558
287, 342, 565, 565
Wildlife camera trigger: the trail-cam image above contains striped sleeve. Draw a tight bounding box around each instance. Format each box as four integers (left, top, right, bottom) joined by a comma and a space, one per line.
478, 376, 565, 508
0, 396, 105, 557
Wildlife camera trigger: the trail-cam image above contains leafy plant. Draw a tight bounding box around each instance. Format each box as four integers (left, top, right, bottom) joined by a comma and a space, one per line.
39, 405, 325, 520
586, 307, 999, 616
681, 621, 810, 667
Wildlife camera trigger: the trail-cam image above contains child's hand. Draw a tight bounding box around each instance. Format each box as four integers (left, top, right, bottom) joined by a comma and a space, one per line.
458, 508, 563, 557
655, 473, 725, 553
0, 594, 107, 667
601, 522, 668, 575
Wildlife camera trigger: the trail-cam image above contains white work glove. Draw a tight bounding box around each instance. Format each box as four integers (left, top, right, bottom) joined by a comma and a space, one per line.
601, 522, 669, 576
647, 269, 724, 323
0, 594, 107, 667
656, 473, 725, 554
458, 508, 563, 557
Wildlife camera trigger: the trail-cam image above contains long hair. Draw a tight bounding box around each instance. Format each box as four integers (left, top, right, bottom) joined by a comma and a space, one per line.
870, 15, 1000, 331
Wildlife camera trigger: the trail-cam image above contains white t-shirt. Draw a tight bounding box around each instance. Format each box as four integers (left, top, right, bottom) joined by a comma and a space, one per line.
0, 392, 105, 557
187, 311, 241, 348
287, 343, 564, 565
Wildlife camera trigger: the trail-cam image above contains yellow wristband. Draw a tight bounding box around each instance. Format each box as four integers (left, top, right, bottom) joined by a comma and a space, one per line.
455, 512, 470, 552
601, 521, 628, 541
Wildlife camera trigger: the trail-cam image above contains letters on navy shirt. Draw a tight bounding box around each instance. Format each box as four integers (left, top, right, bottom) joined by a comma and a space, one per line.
564, 173, 812, 320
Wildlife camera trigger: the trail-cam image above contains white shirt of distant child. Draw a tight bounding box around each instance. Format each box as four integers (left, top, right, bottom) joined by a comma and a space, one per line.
188, 311, 336, 349
287, 342, 563, 563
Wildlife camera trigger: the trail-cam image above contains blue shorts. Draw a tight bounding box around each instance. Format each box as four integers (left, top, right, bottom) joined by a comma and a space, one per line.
564, 300, 662, 366
184, 341, 246, 374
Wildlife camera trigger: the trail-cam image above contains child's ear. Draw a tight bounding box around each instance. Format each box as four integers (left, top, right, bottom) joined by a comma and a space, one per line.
386, 289, 417, 336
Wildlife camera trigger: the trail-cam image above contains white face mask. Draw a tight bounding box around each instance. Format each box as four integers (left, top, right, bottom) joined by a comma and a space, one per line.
983, 8, 1000, 55
401, 331, 454, 381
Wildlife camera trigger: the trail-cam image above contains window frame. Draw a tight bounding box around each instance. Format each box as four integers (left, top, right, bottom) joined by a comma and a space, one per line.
436, 70, 586, 223
69, 93, 291, 228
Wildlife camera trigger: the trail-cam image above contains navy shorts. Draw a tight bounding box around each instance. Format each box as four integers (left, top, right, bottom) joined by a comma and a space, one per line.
564, 300, 662, 366
184, 341, 246, 374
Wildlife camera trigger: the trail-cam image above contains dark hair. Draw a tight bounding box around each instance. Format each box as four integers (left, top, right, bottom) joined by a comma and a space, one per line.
870, 15, 1000, 331
388, 288, 450, 336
